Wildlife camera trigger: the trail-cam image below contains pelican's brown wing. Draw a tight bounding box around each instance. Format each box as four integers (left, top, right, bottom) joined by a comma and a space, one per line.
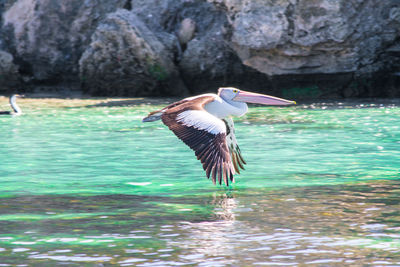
161, 98, 235, 185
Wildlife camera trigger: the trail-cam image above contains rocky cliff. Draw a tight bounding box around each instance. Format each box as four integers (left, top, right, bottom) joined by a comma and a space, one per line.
0, 0, 399, 98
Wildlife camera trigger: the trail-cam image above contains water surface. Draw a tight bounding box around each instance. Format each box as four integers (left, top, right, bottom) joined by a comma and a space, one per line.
0, 97, 399, 265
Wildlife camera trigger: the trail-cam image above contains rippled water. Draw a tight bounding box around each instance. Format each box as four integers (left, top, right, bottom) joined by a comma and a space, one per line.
0, 97, 399, 266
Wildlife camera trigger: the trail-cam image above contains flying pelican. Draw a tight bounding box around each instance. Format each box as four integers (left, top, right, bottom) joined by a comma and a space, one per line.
0, 94, 23, 115
142, 87, 295, 186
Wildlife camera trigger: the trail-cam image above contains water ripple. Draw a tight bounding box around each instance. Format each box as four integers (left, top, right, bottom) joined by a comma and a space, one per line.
0, 98, 400, 265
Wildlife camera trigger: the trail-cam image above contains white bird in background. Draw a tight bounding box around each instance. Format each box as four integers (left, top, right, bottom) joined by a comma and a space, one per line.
0, 94, 23, 115
142, 87, 296, 186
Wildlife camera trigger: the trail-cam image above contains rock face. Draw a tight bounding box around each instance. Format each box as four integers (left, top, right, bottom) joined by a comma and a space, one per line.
0, 50, 20, 91
211, 0, 400, 76
2, 0, 126, 84
129, 0, 244, 94
79, 9, 187, 96
169, 1, 241, 94
0, 0, 399, 97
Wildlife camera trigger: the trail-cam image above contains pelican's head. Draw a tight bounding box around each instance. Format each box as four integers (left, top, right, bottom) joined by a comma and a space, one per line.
10, 94, 24, 100
218, 87, 240, 101
218, 87, 295, 105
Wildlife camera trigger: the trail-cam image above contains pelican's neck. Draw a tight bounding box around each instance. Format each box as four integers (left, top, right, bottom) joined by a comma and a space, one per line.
204, 96, 248, 119
224, 98, 248, 117
9, 95, 21, 114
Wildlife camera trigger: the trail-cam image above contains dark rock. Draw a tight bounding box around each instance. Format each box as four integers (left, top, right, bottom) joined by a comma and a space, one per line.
79, 9, 187, 96
176, 1, 237, 94
129, 0, 245, 94
2, 0, 126, 84
0, 50, 20, 92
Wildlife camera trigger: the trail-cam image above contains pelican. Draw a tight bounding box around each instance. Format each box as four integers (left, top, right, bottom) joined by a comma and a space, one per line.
142, 87, 295, 186
0, 94, 23, 115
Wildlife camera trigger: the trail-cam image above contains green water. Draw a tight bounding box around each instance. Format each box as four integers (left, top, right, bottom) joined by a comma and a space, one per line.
0, 98, 399, 265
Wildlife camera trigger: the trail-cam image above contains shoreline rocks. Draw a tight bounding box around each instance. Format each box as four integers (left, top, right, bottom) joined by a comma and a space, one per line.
0, 0, 399, 98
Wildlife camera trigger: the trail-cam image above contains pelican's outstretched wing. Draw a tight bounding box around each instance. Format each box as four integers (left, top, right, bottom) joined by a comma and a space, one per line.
161, 96, 236, 185
223, 117, 246, 177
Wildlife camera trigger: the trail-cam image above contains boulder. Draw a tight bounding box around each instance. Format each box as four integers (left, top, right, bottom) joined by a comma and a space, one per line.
209, 0, 400, 76
79, 9, 187, 96
2, 0, 126, 83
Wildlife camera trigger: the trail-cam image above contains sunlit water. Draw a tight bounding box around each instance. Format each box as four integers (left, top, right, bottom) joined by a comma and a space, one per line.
0, 97, 399, 266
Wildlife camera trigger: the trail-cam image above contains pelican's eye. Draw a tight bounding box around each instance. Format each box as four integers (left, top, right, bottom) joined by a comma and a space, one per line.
232, 89, 238, 93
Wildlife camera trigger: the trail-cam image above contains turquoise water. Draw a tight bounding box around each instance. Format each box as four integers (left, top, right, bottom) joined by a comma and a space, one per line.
0, 98, 399, 265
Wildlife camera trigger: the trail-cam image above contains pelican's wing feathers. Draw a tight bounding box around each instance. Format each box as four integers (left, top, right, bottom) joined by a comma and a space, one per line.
224, 117, 246, 174
161, 95, 236, 185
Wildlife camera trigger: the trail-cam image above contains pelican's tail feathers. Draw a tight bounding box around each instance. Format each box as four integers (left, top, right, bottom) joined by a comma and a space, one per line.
142, 110, 163, 122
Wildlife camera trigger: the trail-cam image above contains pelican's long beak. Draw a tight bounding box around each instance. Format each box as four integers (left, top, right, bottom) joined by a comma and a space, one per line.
233, 90, 296, 105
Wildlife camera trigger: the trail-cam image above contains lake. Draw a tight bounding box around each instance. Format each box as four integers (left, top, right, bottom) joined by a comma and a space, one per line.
0, 96, 399, 266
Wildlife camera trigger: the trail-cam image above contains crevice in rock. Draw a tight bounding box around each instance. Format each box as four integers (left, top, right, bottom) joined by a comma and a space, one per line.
14, 58, 33, 77
123, 0, 132, 10
284, 1, 296, 38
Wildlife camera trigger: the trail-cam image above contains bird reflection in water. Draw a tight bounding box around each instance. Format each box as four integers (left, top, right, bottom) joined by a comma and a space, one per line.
211, 192, 237, 221
178, 193, 239, 263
